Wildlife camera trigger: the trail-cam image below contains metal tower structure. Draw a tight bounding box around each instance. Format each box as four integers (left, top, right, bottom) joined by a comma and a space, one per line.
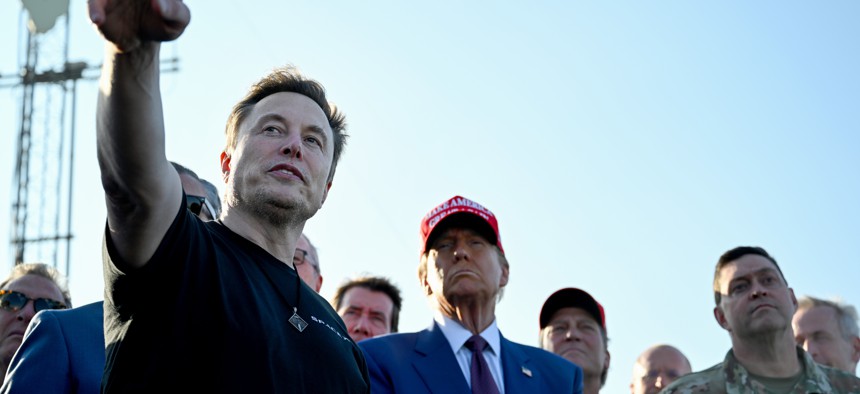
1, 1, 98, 275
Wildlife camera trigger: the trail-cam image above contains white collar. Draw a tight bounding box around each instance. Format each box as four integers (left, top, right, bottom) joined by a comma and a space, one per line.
433, 311, 501, 356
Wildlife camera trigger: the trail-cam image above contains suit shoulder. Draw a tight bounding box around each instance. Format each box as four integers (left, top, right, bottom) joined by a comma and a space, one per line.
35, 301, 103, 329
358, 332, 420, 353
505, 340, 581, 373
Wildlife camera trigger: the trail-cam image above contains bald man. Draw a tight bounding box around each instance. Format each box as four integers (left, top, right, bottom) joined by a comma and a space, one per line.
630, 344, 691, 394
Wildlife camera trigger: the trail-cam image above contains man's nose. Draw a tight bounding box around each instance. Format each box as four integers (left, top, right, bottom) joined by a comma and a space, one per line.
749, 282, 769, 298
280, 134, 303, 159
15, 300, 37, 322
353, 315, 370, 332
452, 245, 469, 262
564, 327, 580, 341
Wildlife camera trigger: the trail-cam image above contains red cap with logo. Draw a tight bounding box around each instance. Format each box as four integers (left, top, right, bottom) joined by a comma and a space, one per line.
419, 195, 503, 255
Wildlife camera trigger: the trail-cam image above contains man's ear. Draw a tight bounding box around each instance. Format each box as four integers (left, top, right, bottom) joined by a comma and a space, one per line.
789, 287, 798, 311
220, 151, 231, 182
851, 336, 860, 364
604, 350, 611, 372
320, 181, 332, 206
714, 305, 730, 331
419, 255, 432, 296
314, 275, 323, 293
499, 263, 510, 289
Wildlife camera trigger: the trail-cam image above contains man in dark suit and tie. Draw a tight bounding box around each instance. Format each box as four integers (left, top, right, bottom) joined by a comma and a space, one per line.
359, 195, 583, 393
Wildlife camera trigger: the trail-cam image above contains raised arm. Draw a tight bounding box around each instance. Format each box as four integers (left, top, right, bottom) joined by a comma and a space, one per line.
90, 0, 191, 269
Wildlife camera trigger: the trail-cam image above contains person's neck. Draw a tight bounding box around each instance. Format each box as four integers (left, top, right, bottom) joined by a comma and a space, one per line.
442, 299, 496, 335
220, 207, 301, 265
582, 375, 601, 394
732, 329, 800, 377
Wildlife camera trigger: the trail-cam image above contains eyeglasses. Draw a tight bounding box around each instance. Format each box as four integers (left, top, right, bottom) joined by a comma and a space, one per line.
0, 290, 67, 313
293, 248, 319, 273
186, 195, 216, 219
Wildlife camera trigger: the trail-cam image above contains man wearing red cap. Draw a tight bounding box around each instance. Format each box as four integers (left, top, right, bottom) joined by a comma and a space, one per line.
539, 288, 611, 394
359, 196, 583, 393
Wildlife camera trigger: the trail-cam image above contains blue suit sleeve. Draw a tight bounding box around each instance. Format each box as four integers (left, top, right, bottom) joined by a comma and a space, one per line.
1, 311, 72, 394
359, 344, 394, 394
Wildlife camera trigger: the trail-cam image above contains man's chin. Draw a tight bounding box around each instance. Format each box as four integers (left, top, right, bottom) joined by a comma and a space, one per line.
560, 350, 589, 367
241, 192, 317, 226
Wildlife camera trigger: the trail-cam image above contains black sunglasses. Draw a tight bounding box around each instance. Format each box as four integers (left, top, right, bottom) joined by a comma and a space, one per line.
186, 195, 216, 218
0, 290, 67, 313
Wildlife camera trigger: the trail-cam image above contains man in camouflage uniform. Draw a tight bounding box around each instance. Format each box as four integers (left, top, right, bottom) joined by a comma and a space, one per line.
662, 246, 860, 394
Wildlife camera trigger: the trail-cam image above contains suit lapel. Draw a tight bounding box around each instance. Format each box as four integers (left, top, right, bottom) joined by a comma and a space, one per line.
413, 324, 471, 394
500, 335, 539, 393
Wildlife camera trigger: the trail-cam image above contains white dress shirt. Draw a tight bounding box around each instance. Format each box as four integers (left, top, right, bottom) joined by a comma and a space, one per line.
434, 311, 505, 393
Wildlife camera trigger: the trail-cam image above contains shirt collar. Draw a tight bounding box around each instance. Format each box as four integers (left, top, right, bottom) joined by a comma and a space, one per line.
722, 346, 833, 393
434, 311, 501, 356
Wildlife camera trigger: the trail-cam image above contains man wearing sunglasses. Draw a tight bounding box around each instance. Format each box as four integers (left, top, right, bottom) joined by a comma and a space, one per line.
89, 1, 367, 392
172, 161, 220, 221
0, 263, 70, 387
2, 164, 220, 394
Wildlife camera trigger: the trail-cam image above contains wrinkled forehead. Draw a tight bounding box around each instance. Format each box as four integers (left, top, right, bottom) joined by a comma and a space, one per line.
251, 92, 331, 132
719, 254, 782, 282
4, 275, 63, 301
645, 348, 688, 369
344, 287, 394, 312
793, 305, 838, 328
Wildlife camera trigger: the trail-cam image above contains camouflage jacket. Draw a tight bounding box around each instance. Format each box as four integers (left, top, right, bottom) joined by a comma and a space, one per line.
661, 347, 860, 394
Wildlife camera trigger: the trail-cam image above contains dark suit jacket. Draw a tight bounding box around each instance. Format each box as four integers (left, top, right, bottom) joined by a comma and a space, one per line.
1, 301, 105, 394
359, 322, 583, 394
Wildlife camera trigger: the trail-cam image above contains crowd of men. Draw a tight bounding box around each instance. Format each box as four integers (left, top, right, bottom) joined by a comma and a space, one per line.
0, 0, 857, 392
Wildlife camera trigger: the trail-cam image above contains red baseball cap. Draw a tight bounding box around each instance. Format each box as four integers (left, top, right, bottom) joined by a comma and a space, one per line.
419, 195, 503, 255
539, 288, 606, 332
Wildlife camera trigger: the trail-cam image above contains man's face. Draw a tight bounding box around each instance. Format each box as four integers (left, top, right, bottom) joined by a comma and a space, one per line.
337, 286, 394, 342
0, 275, 65, 365
422, 227, 508, 310
293, 235, 322, 293
630, 346, 691, 394
541, 307, 609, 382
714, 254, 797, 339
221, 92, 333, 226
179, 173, 215, 221
793, 305, 860, 374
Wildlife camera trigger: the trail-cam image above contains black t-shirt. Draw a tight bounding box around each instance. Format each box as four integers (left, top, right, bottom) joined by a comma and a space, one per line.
102, 201, 369, 393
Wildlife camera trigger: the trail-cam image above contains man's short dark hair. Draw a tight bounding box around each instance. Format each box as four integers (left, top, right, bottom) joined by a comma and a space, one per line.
713, 246, 787, 305
332, 276, 403, 332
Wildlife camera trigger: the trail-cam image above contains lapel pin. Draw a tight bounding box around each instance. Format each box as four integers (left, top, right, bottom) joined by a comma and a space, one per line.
522, 366, 532, 377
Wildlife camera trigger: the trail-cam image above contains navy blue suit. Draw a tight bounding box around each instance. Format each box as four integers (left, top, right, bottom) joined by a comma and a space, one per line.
1, 301, 104, 394
359, 323, 583, 394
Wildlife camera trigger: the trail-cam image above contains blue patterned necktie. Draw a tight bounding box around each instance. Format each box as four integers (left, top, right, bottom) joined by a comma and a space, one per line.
465, 335, 500, 394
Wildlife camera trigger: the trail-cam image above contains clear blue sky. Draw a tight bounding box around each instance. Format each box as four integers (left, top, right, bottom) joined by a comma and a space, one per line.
2, 1, 859, 391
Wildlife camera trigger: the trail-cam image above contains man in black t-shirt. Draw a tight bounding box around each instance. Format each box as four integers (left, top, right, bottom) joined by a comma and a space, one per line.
88, 0, 368, 392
